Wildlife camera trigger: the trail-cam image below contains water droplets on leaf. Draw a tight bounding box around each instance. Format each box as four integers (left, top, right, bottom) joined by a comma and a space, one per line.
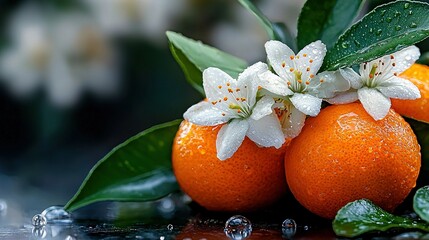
404, 3, 410, 9
396, 25, 402, 31
386, 17, 392, 23
380, 10, 387, 16
224, 215, 252, 240
410, 22, 417, 28
376, 29, 383, 36
282, 219, 297, 239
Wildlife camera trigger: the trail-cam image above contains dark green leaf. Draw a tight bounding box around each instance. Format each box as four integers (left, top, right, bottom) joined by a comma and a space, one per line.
407, 119, 429, 171
333, 199, 429, 237
414, 186, 429, 222
64, 120, 182, 212
166, 31, 248, 96
322, 0, 429, 71
297, 0, 364, 50
237, 0, 296, 50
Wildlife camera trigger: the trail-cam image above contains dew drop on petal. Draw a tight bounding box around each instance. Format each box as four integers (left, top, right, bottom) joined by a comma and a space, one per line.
32, 214, 47, 227
224, 215, 252, 240
41, 206, 72, 224
282, 219, 297, 239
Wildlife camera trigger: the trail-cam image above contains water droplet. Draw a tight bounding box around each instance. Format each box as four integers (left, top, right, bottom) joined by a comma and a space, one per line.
386, 17, 392, 23
353, 39, 361, 47
369, 28, 373, 33
0, 199, 7, 216
341, 42, 349, 49
167, 224, 174, 231
64, 236, 76, 240
282, 219, 297, 239
224, 215, 252, 240
160, 236, 165, 240
376, 29, 383, 36
303, 225, 310, 231
410, 22, 417, 28
157, 197, 176, 216
32, 214, 47, 227
395, 25, 402, 31
380, 10, 386, 16
41, 206, 72, 224
409, 10, 413, 15
32, 226, 47, 239
404, 2, 410, 9
394, 11, 401, 17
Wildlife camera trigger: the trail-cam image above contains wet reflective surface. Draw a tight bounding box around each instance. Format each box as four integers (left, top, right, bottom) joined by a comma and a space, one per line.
0, 171, 425, 239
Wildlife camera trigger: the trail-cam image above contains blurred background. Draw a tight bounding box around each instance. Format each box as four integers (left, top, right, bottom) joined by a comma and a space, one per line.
0, 0, 429, 226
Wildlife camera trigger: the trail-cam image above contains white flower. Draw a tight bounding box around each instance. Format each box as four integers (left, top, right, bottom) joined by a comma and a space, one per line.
330, 46, 421, 120
0, 5, 119, 107
184, 62, 285, 160
259, 40, 349, 137
83, 0, 187, 45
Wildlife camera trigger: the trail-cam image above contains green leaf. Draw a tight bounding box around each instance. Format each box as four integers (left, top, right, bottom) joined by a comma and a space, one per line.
297, 0, 364, 50
237, 0, 296, 50
414, 186, 429, 222
322, 0, 429, 71
407, 119, 429, 171
333, 199, 429, 237
166, 31, 248, 96
64, 120, 182, 212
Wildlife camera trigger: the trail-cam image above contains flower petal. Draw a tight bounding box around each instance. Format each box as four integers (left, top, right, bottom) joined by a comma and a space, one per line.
250, 96, 274, 120
325, 91, 359, 104
389, 45, 420, 74
340, 68, 363, 89
265, 40, 295, 80
247, 113, 285, 148
290, 93, 322, 116
279, 103, 306, 138
184, 101, 230, 126
309, 71, 350, 98
237, 62, 269, 107
377, 76, 421, 99
358, 87, 391, 120
259, 71, 293, 96
202, 67, 235, 102
216, 119, 249, 160
296, 40, 326, 81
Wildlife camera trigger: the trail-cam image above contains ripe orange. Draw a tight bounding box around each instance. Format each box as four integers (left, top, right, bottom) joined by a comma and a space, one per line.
172, 120, 288, 212
391, 63, 429, 123
285, 103, 421, 219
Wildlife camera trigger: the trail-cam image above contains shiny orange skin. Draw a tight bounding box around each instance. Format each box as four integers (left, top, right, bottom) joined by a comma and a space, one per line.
172, 120, 288, 212
392, 63, 429, 123
285, 103, 421, 219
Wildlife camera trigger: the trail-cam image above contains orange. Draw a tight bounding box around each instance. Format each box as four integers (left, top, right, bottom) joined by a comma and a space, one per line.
391, 63, 429, 123
285, 103, 421, 219
172, 120, 288, 212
